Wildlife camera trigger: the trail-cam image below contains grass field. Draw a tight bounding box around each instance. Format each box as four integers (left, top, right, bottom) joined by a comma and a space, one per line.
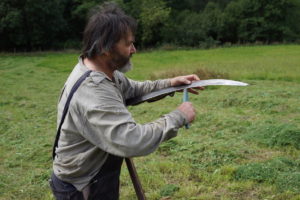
0, 45, 300, 199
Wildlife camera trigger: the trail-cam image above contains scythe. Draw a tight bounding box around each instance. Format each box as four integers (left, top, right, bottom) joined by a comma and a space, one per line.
125, 79, 248, 200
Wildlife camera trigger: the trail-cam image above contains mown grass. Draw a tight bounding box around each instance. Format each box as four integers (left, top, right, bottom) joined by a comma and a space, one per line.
0, 45, 300, 199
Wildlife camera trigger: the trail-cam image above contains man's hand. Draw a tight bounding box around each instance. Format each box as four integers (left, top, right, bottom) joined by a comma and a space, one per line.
170, 74, 204, 94
177, 102, 196, 123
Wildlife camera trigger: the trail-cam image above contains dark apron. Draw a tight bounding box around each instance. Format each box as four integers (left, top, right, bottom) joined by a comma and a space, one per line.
49, 155, 123, 200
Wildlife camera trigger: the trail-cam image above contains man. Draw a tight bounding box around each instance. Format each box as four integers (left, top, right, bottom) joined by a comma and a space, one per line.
50, 2, 200, 200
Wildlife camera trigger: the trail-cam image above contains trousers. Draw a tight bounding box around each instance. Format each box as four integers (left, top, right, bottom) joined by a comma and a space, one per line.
49, 155, 123, 200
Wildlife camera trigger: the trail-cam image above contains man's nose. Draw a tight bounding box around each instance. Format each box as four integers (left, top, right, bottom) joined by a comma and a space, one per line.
130, 44, 136, 54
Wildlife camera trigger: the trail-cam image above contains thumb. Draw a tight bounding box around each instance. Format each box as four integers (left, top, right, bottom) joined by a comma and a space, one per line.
183, 78, 191, 84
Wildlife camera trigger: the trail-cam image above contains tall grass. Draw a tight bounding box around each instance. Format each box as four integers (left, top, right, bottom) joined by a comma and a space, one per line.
129, 45, 300, 82
0, 45, 300, 199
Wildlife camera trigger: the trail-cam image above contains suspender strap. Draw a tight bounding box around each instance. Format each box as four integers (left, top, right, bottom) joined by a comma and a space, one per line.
52, 70, 92, 160
51, 69, 145, 199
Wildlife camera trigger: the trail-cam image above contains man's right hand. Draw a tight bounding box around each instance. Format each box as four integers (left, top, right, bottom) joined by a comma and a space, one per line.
177, 102, 196, 123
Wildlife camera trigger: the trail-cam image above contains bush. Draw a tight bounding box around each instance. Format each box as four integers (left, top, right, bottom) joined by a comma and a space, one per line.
149, 67, 229, 80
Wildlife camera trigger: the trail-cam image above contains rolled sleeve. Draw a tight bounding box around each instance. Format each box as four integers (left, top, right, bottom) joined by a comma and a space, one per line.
115, 71, 171, 99
82, 80, 186, 157
83, 99, 185, 157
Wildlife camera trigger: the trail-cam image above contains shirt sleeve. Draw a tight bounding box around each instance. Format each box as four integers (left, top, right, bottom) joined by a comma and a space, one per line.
115, 71, 171, 100
81, 82, 187, 158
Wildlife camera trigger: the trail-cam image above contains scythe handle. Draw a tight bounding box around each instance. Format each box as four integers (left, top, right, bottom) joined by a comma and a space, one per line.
125, 158, 147, 200
183, 88, 190, 129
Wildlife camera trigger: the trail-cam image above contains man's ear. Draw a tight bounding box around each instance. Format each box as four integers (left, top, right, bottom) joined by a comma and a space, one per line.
104, 48, 115, 58
103, 51, 110, 56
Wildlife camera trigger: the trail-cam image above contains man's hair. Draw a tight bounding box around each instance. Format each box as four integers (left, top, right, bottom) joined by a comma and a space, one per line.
82, 2, 137, 58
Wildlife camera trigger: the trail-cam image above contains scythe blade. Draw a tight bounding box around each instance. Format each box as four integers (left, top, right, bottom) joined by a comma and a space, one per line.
126, 79, 248, 106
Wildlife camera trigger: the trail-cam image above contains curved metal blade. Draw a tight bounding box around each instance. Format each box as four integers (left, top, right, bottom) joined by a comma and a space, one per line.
126, 79, 248, 106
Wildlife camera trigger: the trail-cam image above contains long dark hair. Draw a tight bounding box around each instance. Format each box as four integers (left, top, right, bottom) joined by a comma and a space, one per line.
82, 2, 137, 58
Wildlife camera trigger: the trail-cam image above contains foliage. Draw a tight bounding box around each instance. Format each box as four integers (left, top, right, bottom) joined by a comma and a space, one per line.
166, 10, 205, 46
124, 0, 170, 47
1, 0, 300, 51
234, 0, 297, 43
0, 0, 66, 50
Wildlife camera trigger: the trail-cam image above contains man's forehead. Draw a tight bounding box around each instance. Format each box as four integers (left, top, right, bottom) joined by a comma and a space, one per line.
114, 31, 135, 47
124, 31, 135, 42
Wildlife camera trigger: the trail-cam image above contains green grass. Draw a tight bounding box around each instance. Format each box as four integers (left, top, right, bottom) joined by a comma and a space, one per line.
0, 45, 300, 199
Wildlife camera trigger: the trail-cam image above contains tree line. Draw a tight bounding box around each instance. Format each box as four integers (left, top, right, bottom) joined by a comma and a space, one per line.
1, 0, 300, 51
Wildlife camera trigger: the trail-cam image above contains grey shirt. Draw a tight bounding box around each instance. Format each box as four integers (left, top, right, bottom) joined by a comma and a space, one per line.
53, 58, 188, 191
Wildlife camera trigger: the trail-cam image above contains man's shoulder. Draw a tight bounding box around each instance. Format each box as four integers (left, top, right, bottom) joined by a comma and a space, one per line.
113, 70, 131, 86
72, 79, 124, 113
80, 73, 122, 101
89, 72, 106, 85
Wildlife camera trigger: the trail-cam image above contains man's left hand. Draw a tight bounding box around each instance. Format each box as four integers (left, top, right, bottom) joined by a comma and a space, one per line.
170, 74, 204, 94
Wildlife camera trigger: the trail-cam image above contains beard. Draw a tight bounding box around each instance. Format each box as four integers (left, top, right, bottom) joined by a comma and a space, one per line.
111, 51, 133, 73
117, 60, 133, 73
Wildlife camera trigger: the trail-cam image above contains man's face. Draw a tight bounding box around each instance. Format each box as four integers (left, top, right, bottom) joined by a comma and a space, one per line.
110, 32, 136, 73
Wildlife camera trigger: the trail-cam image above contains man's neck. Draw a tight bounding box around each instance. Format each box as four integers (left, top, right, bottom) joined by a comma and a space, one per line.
83, 56, 114, 80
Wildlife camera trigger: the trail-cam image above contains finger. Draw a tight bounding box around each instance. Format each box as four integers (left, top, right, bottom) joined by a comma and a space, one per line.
184, 101, 191, 105
182, 77, 191, 84
188, 88, 199, 95
192, 74, 200, 81
196, 86, 205, 90
186, 74, 200, 81
191, 114, 195, 122
191, 86, 205, 90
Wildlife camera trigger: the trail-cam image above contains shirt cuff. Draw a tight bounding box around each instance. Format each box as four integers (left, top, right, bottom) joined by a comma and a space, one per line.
163, 79, 172, 88
169, 109, 189, 128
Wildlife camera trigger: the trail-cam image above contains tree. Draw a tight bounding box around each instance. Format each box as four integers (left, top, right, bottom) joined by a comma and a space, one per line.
201, 2, 223, 41
139, 0, 170, 46
123, 0, 170, 47
1, 0, 299, 51
0, 0, 66, 50
234, 0, 299, 43
221, 1, 243, 43
68, 0, 106, 44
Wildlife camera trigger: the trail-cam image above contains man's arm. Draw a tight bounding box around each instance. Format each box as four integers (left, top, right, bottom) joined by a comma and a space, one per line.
121, 78, 171, 100
116, 71, 202, 100
77, 82, 195, 158
83, 100, 187, 158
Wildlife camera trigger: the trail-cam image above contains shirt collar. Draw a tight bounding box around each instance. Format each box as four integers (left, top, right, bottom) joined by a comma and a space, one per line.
78, 55, 115, 84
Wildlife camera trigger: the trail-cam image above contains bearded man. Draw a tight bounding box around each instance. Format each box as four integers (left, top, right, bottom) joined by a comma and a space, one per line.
49, 2, 199, 200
